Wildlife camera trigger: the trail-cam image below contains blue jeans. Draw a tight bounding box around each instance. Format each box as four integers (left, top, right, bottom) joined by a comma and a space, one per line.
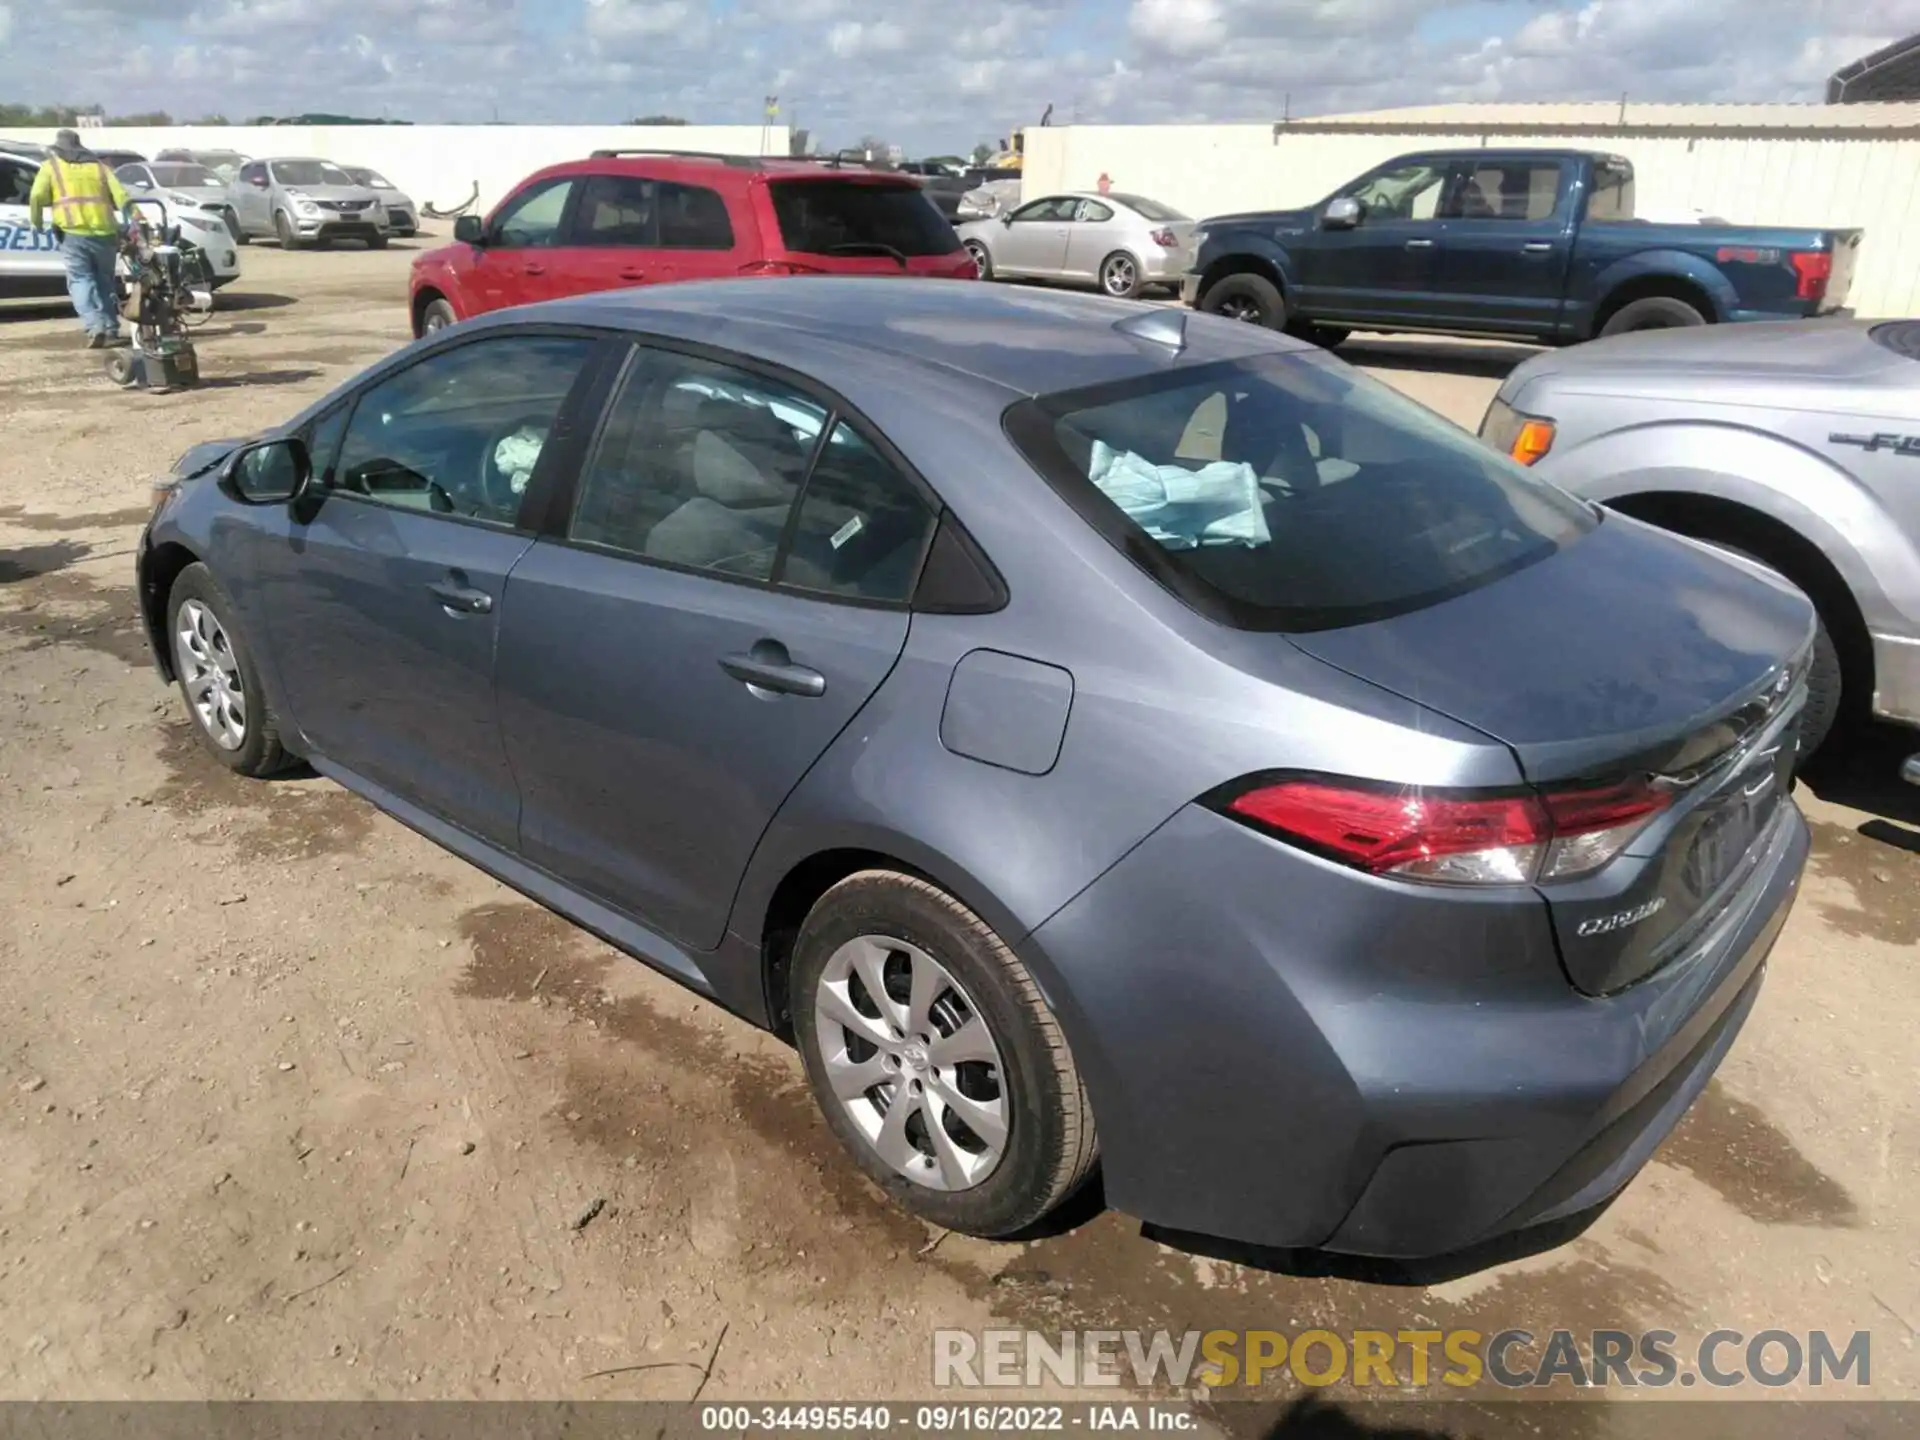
60, 232, 121, 337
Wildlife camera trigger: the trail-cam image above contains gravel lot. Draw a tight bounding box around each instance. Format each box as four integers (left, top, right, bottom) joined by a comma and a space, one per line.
1, 243, 1916, 1428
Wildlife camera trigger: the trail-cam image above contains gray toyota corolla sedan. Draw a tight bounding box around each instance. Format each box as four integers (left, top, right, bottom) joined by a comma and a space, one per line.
137, 279, 1812, 1258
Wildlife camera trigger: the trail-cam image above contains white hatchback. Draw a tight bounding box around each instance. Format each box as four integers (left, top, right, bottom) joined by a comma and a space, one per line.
0, 149, 241, 305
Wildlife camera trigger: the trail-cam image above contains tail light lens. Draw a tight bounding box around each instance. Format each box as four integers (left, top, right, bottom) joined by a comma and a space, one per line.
1790, 250, 1832, 302
1216, 775, 1671, 886
1150, 227, 1177, 248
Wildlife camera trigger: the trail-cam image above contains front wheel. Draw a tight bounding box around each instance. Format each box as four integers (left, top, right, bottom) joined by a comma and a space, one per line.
167, 563, 291, 777
964, 239, 993, 281
1099, 251, 1143, 300
368, 233, 389, 250
274, 211, 302, 250
1199, 272, 1286, 329
421, 297, 458, 334
792, 871, 1098, 1239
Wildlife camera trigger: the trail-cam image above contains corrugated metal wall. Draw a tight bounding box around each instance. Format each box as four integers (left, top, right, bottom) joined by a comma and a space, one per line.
1025, 125, 1920, 318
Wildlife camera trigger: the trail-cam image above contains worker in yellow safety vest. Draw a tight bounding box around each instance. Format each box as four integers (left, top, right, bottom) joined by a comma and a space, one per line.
28, 129, 133, 349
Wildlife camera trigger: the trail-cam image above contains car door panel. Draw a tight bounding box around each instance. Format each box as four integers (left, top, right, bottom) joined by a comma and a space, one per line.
470, 177, 579, 313
1295, 160, 1454, 326
496, 547, 909, 949
1430, 160, 1574, 335
997, 199, 1072, 276
245, 330, 604, 847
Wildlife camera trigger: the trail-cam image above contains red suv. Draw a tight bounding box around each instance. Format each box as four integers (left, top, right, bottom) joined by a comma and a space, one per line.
409, 150, 976, 334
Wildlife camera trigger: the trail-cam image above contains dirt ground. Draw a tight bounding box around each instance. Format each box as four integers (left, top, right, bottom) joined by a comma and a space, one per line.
1, 243, 1916, 1431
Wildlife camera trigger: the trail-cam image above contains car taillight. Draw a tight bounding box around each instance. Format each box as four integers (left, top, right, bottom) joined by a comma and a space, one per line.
1150, 227, 1177, 248
737, 259, 822, 276
1790, 250, 1832, 303
1214, 775, 1670, 886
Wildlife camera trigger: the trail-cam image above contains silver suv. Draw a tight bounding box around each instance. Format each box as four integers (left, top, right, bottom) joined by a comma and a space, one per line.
230, 157, 389, 250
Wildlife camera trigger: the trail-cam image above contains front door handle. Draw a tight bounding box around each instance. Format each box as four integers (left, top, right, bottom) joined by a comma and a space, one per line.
720, 640, 826, 698
427, 580, 493, 615
1404, 238, 1435, 250
1521, 242, 1554, 255
523, 263, 546, 276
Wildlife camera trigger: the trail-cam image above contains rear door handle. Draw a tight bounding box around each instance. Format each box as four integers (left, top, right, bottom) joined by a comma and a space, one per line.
1404, 238, 1434, 250
427, 579, 493, 615
618, 268, 646, 281
1521, 242, 1554, 255
523, 263, 546, 276
720, 641, 826, 698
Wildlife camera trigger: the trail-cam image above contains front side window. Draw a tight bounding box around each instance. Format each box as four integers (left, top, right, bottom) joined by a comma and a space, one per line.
0, 160, 34, 206
1008, 197, 1075, 224
765, 180, 955, 257
490, 179, 575, 248
1004, 353, 1593, 632
1341, 161, 1450, 222
570, 351, 824, 579
333, 335, 598, 528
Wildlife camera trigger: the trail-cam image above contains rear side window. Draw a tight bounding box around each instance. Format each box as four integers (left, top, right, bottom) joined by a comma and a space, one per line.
780, 423, 936, 602
1450, 162, 1562, 221
766, 181, 959, 257
657, 181, 734, 249
575, 174, 656, 247
1004, 354, 1594, 633
1586, 162, 1635, 221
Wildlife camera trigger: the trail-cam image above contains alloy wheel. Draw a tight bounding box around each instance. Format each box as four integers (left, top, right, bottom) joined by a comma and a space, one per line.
174, 598, 247, 751
1218, 297, 1263, 323
964, 241, 990, 279
812, 934, 1010, 1191
1102, 256, 1136, 296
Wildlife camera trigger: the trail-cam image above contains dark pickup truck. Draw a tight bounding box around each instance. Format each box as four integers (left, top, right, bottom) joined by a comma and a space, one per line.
1181, 149, 1862, 345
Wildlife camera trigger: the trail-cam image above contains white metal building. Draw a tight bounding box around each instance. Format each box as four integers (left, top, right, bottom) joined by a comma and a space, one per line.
1023, 103, 1920, 318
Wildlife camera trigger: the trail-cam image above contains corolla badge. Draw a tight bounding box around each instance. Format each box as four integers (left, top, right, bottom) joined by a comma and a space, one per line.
1576, 896, 1668, 938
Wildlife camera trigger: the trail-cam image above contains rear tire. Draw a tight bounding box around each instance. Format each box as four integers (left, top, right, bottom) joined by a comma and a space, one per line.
1600, 295, 1707, 336
1200, 272, 1286, 329
792, 870, 1098, 1239
1099, 251, 1143, 300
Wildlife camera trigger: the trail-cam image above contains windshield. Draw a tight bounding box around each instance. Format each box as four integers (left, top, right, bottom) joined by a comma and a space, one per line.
1004, 353, 1594, 632
347, 168, 393, 189
766, 181, 960, 258
151, 163, 216, 187
272, 160, 355, 187
1114, 194, 1187, 223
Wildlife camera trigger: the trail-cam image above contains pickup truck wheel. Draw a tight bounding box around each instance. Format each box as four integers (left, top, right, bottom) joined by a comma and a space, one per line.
1201, 273, 1286, 329
1600, 295, 1706, 336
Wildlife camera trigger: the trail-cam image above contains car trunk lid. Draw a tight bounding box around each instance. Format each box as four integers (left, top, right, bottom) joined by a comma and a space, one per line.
1287, 518, 1814, 993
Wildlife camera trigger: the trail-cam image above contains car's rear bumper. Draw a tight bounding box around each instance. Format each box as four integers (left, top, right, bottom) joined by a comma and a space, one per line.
1022, 798, 1807, 1259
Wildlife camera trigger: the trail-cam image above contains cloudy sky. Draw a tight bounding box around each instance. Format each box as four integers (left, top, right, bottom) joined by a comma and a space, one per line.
0, 0, 1906, 152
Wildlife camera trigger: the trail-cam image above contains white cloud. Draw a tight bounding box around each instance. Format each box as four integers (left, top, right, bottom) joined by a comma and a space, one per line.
0, 0, 1901, 149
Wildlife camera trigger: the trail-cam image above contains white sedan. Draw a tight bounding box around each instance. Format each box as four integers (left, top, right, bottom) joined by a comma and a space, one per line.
956, 191, 1196, 300
0, 149, 241, 305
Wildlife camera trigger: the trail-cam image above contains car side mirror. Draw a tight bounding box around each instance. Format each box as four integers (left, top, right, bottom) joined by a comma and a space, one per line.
220, 437, 312, 507
454, 215, 485, 245
1000, 213, 1014, 227
1322, 197, 1363, 230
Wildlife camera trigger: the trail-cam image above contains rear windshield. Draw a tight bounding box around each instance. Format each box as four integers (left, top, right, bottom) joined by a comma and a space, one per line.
1114, 194, 1187, 223
767, 180, 961, 258
272, 160, 354, 187
150, 164, 216, 187
1004, 353, 1594, 632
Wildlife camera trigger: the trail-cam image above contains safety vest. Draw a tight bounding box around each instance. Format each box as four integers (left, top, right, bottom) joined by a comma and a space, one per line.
40, 156, 123, 236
